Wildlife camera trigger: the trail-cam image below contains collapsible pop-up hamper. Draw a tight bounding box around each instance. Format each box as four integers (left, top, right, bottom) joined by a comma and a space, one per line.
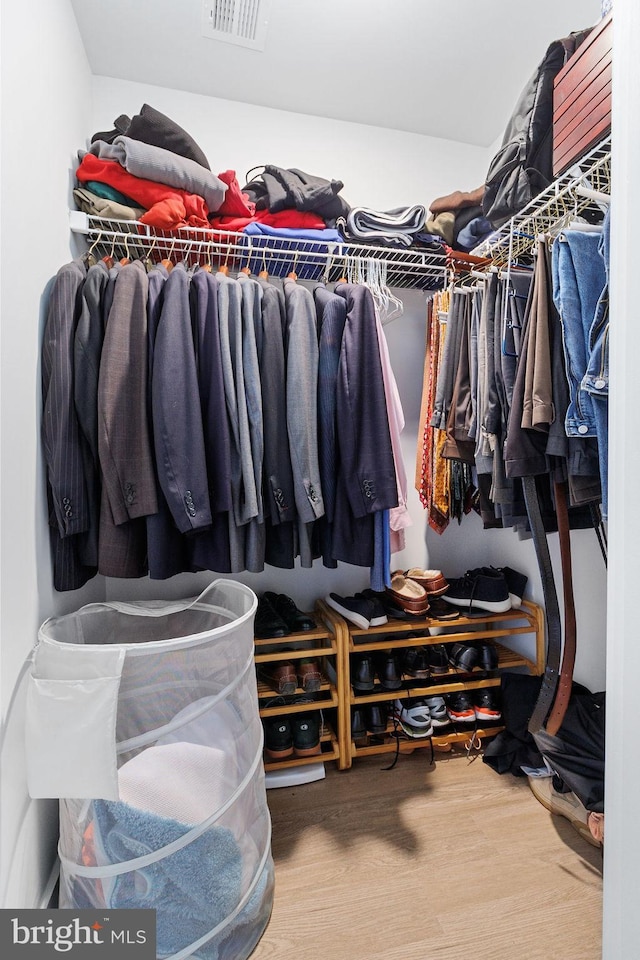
27, 579, 274, 960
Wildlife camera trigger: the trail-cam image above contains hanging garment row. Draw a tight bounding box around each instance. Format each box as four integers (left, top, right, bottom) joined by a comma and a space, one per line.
41, 254, 411, 592
416, 205, 611, 536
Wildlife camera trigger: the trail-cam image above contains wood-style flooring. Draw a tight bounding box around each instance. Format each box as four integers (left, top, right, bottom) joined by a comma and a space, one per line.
252, 748, 602, 960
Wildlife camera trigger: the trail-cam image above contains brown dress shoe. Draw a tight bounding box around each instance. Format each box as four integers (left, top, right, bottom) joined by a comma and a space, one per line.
297, 658, 322, 693
258, 661, 297, 695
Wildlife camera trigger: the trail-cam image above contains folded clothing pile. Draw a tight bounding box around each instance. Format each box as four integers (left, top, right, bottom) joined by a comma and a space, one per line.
426, 185, 496, 252
340, 204, 432, 248
75, 103, 257, 230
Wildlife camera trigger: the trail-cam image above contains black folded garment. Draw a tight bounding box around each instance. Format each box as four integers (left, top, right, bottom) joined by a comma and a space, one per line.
243, 165, 351, 220
91, 103, 211, 170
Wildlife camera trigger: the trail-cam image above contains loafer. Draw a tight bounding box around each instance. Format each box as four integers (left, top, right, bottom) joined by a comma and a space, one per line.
386, 571, 430, 615
258, 661, 297, 695
296, 657, 323, 693
404, 567, 449, 597
263, 591, 316, 632
255, 595, 291, 639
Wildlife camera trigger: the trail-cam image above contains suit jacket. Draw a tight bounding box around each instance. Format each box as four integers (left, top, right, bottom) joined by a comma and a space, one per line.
97, 259, 157, 577
314, 284, 347, 568
41, 257, 96, 591
283, 278, 325, 567
188, 268, 232, 574
332, 282, 398, 566
257, 277, 295, 569
151, 263, 212, 534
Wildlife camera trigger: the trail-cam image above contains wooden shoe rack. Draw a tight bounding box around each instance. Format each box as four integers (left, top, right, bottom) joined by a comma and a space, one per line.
254, 601, 348, 772
337, 600, 545, 769
254, 599, 544, 772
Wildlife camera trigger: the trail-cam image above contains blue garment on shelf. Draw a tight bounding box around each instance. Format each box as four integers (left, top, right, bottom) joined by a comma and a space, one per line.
243, 223, 344, 243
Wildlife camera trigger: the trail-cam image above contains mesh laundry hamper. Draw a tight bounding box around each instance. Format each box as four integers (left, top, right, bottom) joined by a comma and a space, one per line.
27, 579, 274, 960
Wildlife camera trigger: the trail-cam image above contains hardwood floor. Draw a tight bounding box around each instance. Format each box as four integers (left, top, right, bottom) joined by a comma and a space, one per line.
252, 748, 602, 960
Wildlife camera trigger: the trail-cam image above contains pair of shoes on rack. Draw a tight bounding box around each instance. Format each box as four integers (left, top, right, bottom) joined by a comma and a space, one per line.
258, 657, 323, 695
262, 712, 321, 760
390, 698, 434, 738
255, 592, 316, 639
442, 565, 528, 615
403, 643, 450, 678
351, 704, 388, 739
351, 652, 403, 692
385, 571, 431, 616
447, 641, 498, 673
325, 592, 388, 630
445, 689, 502, 724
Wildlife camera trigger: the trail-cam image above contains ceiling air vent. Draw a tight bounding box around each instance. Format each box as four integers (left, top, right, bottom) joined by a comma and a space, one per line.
201, 0, 271, 51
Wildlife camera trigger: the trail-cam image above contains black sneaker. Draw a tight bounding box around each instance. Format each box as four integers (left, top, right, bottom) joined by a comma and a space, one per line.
442, 571, 511, 614
354, 591, 388, 626
360, 588, 412, 621
263, 592, 316, 632
325, 592, 374, 630
255, 595, 291, 639
446, 692, 476, 724
474, 688, 502, 723
263, 716, 293, 760
290, 713, 321, 757
467, 565, 528, 608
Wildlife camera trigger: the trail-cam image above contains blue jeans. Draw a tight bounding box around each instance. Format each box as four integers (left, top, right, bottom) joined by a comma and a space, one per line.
582, 209, 610, 518
552, 231, 607, 437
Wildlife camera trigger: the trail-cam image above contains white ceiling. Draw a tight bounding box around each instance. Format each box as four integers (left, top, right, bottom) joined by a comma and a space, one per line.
70, 0, 602, 148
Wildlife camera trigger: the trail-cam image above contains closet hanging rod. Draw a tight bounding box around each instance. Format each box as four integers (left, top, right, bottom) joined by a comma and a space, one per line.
69, 210, 450, 292
574, 184, 611, 205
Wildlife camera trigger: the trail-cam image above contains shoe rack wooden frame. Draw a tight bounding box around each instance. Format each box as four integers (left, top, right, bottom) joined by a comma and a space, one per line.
335, 599, 545, 769
254, 599, 544, 772
254, 601, 349, 772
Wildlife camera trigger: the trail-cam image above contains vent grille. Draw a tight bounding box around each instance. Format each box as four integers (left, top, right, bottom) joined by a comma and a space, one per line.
201, 0, 271, 50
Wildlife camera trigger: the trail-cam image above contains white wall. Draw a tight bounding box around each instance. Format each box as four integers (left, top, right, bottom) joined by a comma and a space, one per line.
0, 0, 106, 909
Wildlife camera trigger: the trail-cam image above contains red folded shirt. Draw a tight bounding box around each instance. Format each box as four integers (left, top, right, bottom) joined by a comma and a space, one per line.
76, 154, 211, 228
208, 209, 327, 233
216, 170, 256, 217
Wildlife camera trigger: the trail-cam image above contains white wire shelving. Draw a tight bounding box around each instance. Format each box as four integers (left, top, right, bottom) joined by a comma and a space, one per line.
69, 210, 449, 291
471, 135, 612, 268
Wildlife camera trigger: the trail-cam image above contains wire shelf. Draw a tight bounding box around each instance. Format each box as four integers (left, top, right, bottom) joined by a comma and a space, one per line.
69, 210, 449, 291
472, 135, 612, 267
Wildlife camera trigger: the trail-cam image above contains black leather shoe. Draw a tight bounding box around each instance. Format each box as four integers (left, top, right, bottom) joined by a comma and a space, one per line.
351, 708, 367, 740
402, 647, 431, 679
263, 592, 316, 633
365, 704, 387, 734
425, 643, 450, 675
376, 651, 403, 689
351, 654, 375, 691
448, 642, 479, 672
477, 641, 498, 671
255, 595, 290, 639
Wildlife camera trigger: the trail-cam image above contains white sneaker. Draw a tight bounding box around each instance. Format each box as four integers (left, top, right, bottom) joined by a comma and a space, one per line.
423, 695, 450, 728
391, 699, 433, 738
